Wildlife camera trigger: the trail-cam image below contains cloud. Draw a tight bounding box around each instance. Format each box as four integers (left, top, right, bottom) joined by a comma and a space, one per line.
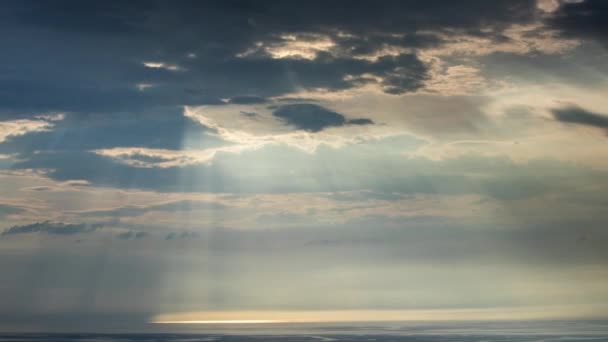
1, 221, 102, 236
11, 134, 601, 203
0, 1, 584, 180
182, 104, 386, 157
239, 33, 336, 60
142, 61, 182, 71
0, 111, 224, 155
0, 203, 25, 217
226, 96, 268, 104
165, 231, 199, 240
552, 106, 608, 129
424, 65, 489, 96
325, 191, 405, 202
548, 0, 608, 46
82, 200, 228, 218
117, 231, 149, 240
537, 0, 561, 13
0, 117, 56, 143
2, 1, 608, 331
0, 0, 551, 121
347, 118, 374, 125
423, 23, 579, 58
92, 147, 229, 168
272, 104, 374, 132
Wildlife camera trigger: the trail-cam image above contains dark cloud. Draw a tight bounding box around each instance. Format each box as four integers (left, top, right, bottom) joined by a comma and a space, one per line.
240, 111, 258, 117
273, 104, 346, 132
165, 231, 199, 240
348, 118, 375, 126
227, 96, 267, 104
0, 1, 544, 187
117, 231, 149, 240
272, 104, 373, 132
2, 1, 538, 38
552, 106, 608, 129
549, 0, 608, 46
0, 0, 539, 120
1, 221, 102, 236
25, 186, 53, 192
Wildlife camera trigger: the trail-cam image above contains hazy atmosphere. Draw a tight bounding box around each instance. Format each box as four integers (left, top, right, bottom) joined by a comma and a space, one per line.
1, 0, 608, 333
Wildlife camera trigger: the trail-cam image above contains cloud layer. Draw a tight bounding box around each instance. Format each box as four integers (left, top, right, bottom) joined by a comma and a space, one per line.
1, 0, 608, 332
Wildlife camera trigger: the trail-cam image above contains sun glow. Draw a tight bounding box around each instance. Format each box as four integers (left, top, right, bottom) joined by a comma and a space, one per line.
153, 320, 286, 324
150, 305, 608, 324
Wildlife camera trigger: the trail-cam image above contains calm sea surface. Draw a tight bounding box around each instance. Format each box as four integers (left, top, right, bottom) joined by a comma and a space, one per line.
2, 321, 608, 342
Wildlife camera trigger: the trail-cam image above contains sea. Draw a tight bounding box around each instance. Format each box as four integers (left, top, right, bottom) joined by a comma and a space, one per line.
2, 321, 608, 342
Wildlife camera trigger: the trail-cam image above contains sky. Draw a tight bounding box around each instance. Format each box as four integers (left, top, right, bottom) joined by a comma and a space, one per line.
1, 0, 608, 332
